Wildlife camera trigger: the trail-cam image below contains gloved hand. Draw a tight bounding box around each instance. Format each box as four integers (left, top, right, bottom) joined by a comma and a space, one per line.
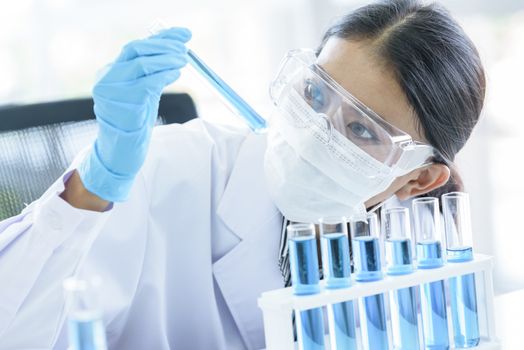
78, 27, 191, 202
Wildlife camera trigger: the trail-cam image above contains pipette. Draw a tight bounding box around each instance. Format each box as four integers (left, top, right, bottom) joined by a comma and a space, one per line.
149, 21, 268, 133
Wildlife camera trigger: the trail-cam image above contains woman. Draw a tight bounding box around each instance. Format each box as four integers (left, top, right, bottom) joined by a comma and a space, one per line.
0, 0, 484, 349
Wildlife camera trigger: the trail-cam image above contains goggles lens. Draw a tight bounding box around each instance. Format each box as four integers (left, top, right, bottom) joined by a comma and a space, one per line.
270, 49, 435, 167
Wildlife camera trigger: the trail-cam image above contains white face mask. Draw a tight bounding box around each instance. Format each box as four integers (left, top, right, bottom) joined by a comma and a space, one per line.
264, 88, 432, 223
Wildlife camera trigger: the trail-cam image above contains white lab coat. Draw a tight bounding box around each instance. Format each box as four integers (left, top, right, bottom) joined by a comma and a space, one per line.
0, 119, 285, 349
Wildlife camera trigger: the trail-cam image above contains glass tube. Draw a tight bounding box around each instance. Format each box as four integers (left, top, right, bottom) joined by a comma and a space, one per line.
63, 277, 107, 350
442, 192, 474, 261
442, 192, 480, 348
383, 207, 420, 350
288, 223, 325, 350
412, 197, 445, 269
186, 50, 268, 133
412, 197, 449, 350
148, 20, 267, 133
350, 213, 388, 350
319, 217, 357, 350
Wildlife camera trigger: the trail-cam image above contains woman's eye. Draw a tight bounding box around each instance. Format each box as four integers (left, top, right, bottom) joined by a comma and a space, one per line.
303, 80, 325, 112
347, 122, 378, 141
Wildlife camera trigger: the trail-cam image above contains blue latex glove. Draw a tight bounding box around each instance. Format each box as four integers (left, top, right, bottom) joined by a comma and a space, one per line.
78, 27, 191, 202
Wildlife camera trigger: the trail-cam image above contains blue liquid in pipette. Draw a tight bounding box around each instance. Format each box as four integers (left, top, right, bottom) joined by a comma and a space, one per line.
186, 50, 267, 133
417, 240, 444, 269
289, 236, 321, 295
322, 233, 351, 288
353, 236, 383, 282
387, 238, 420, 350
321, 233, 356, 349
447, 247, 480, 348
360, 294, 389, 350
68, 315, 107, 350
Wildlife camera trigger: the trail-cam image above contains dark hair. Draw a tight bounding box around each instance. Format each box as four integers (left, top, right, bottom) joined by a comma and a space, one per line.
318, 0, 486, 198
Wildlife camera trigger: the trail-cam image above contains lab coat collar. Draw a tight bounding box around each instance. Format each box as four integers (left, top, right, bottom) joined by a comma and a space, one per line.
216, 132, 281, 240
214, 132, 284, 349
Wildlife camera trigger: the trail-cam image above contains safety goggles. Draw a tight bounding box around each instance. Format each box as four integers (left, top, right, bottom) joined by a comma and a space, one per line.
269, 49, 438, 171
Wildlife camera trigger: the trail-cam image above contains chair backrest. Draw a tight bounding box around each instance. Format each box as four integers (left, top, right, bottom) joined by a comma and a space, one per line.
0, 93, 197, 220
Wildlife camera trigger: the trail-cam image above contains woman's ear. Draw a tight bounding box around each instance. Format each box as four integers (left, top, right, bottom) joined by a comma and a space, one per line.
395, 164, 450, 200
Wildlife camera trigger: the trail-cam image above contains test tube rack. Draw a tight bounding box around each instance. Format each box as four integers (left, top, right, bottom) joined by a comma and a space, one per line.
258, 254, 499, 349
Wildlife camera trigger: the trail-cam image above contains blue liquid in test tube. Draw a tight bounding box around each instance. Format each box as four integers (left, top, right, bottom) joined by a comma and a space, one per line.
448, 261, 479, 347
416, 241, 444, 269
413, 197, 450, 350
361, 292, 389, 349
387, 238, 415, 275
392, 287, 419, 349
351, 214, 389, 350
386, 239, 420, 350
148, 21, 267, 133
322, 233, 351, 289
417, 240, 449, 350
63, 278, 108, 350
354, 236, 383, 281
288, 224, 325, 350
297, 307, 326, 350
329, 302, 357, 350
443, 192, 480, 348
319, 217, 357, 350
186, 50, 268, 133
290, 235, 321, 295
68, 314, 107, 350
420, 279, 448, 350
383, 207, 420, 350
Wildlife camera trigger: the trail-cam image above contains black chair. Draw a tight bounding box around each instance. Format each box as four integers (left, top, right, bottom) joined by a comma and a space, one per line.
0, 93, 198, 220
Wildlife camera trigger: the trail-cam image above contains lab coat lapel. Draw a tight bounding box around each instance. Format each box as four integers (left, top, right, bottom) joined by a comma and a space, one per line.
214, 132, 284, 349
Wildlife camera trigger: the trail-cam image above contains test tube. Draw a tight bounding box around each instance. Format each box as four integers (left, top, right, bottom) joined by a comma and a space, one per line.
319, 217, 357, 350
442, 192, 480, 348
148, 20, 267, 133
288, 223, 325, 350
383, 207, 421, 350
63, 277, 107, 350
186, 50, 268, 133
351, 213, 388, 350
412, 197, 449, 349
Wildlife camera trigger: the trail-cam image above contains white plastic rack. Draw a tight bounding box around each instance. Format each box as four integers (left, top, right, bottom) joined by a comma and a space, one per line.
258, 254, 499, 349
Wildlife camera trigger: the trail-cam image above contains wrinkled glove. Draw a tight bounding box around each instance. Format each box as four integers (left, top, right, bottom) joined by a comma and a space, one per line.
78, 27, 191, 202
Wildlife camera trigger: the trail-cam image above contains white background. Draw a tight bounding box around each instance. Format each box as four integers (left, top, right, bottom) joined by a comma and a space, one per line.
0, 0, 522, 295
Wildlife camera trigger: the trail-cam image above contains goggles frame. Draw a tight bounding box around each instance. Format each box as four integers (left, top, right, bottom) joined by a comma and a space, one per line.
270, 49, 447, 169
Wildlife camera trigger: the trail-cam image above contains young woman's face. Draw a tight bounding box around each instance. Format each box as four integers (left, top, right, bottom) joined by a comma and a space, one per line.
316, 37, 447, 207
